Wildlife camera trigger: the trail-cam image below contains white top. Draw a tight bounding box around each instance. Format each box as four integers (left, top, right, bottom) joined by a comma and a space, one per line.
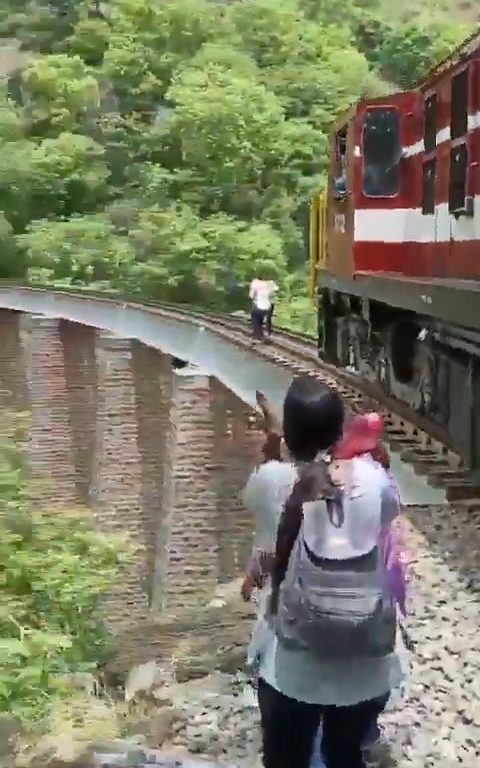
303, 457, 386, 560
243, 460, 405, 706
249, 279, 278, 311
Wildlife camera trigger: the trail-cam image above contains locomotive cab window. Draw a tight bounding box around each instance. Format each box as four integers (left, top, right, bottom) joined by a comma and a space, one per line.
424, 93, 437, 153
449, 144, 468, 212
451, 68, 468, 140
336, 126, 347, 164
362, 107, 401, 197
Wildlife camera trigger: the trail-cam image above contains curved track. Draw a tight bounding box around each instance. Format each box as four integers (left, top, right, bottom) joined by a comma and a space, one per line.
155, 301, 477, 505
144, 301, 480, 768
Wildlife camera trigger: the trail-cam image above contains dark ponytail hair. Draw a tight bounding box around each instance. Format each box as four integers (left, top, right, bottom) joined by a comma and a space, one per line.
283, 376, 344, 461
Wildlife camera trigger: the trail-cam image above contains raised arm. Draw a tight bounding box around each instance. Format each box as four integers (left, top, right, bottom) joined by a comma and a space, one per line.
256, 390, 282, 461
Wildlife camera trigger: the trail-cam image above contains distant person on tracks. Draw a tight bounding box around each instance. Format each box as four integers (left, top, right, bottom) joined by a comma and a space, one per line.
242, 380, 404, 768
249, 272, 278, 340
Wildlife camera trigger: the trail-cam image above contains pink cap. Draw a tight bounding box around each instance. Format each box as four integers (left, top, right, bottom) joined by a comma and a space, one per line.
331, 412, 384, 460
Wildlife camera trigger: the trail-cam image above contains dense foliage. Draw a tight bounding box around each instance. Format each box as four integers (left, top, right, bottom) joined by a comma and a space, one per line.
0, 0, 472, 331
0, 420, 127, 724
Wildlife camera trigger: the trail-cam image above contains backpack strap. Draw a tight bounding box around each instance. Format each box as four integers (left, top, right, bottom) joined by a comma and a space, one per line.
326, 497, 344, 528
270, 460, 336, 615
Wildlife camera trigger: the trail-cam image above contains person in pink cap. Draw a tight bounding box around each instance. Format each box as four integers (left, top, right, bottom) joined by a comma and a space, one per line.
312, 411, 407, 763
242, 380, 404, 768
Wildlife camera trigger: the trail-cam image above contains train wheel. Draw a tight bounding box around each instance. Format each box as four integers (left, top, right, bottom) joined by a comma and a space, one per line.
388, 320, 434, 413
363, 330, 391, 391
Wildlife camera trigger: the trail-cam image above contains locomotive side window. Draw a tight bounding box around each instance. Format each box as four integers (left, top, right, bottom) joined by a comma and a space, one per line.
451, 68, 468, 140
424, 93, 437, 152
336, 127, 347, 164
333, 125, 348, 199
422, 159, 436, 215
362, 107, 400, 197
449, 144, 467, 212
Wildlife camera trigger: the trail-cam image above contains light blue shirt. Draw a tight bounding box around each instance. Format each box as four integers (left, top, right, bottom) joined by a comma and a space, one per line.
244, 460, 405, 706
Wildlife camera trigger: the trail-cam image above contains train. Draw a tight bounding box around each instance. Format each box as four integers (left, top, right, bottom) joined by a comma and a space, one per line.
310, 28, 480, 476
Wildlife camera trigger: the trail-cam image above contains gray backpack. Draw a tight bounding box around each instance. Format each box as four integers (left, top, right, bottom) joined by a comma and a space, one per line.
273, 495, 397, 660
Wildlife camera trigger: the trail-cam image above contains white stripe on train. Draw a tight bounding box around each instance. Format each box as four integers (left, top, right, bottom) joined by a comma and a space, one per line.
354, 110, 480, 160
354, 199, 480, 243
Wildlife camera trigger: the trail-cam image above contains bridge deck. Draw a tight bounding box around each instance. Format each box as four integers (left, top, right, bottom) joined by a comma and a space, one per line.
0, 287, 445, 505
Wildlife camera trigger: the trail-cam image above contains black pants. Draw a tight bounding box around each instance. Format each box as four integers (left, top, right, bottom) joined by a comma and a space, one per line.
258, 677, 386, 768
266, 304, 274, 335
251, 306, 268, 339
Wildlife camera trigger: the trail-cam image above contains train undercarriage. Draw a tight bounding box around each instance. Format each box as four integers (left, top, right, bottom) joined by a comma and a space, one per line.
319, 287, 480, 475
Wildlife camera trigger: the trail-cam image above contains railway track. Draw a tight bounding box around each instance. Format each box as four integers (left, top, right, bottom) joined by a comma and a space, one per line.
130, 299, 480, 768
156, 302, 480, 767
152, 301, 480, 506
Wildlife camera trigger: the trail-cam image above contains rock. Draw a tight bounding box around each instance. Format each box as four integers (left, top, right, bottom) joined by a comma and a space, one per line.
215, 648, 246, 676
125, 662, 175, 704
28, 750, 99, 768
65, 673, 99, 697
206, 599, 225, 609
184, 724, 217, 754
92, 754, 129, 767
90, 742, 147, 756
150, 690, 172, 708
0, 715, 20, 757
93, 745, 219, 768
207, 578, 244, 607
164, 674, 235, 708
148, 708, 182, 749
239, 686, 257, 709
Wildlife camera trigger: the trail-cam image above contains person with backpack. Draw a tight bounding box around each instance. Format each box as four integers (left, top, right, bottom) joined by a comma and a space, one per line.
243, 395, 408, 766
242, 377, 403, 768
309, 412, 409, 767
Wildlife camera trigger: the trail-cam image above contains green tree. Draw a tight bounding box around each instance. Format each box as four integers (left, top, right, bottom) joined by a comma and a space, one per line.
69, 16, 110, 67
376, 21, 470, 85
19, 214, 134, 285
0, 0, 474, 326
103, 0, 227, 112
0, 133, 109, 230
0, 213, 23, 278
0, 1, 87, 54
20, 54, 100, 136
0, 424, 128, 722
164, 63, 286, 198
126, 204, 287, 308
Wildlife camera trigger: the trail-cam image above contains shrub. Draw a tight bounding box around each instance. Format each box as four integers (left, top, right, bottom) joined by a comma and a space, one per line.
0, 419, 129, 724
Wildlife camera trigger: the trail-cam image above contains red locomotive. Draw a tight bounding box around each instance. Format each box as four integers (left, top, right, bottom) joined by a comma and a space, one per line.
310, 28, 480, 473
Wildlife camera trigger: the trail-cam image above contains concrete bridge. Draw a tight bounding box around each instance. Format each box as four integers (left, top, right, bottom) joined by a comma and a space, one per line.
0, 286, 444, 674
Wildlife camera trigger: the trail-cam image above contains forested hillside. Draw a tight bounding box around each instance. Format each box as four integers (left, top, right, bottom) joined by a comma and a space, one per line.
0, 1, 475, 330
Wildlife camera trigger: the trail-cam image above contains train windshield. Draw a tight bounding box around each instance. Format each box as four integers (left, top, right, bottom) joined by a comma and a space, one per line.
362, 107, 401, 197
